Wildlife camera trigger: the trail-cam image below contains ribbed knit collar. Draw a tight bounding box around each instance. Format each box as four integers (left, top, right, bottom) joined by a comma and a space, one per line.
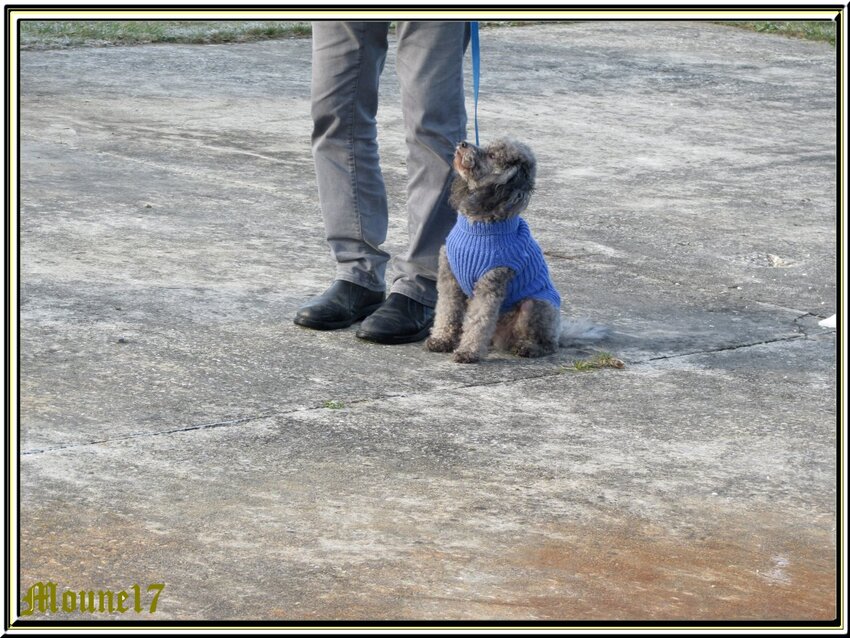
454, 215, 522, 236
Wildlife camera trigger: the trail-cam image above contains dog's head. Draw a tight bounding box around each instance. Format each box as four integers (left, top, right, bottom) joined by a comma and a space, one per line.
449, 138, 536, 222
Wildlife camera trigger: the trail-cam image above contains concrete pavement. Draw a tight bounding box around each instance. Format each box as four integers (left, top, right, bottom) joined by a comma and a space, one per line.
16, 21, 838, 623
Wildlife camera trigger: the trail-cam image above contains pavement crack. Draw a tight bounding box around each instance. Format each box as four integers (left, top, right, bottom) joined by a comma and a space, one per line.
21, 412, 278, 456
20, 370, 570, 456
21, 326, 834, 456
637, 333, 807, 363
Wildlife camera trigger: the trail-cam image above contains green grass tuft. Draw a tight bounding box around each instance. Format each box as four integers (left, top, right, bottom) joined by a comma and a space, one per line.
715, 20, 835, 46
567, 352, 625, 373
322, 400, 346, 410
19, 20, 836, 50
19, 20, 311, 50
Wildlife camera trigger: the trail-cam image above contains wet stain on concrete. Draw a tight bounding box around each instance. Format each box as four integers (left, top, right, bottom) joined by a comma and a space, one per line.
19, 500, 836, 622
503, 517, 836, 621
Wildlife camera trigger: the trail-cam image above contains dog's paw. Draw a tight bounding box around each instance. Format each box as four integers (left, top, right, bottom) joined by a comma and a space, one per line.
512, 344, 536, 358
426, 336, 455, 353
511, 340, 554, 358
452, 350, 480, 364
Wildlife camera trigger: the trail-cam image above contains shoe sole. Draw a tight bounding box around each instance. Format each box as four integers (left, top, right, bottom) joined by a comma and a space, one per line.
293, 302, 384, 331
355, 322, 433, 345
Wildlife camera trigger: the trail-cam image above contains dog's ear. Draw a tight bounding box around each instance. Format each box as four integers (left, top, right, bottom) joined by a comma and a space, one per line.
471, 159, 535, 217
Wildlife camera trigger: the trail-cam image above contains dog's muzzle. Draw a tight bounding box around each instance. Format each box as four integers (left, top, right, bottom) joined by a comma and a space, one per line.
455, 141, 479, 170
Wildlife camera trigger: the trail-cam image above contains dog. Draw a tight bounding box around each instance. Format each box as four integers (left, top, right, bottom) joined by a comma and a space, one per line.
426, 138, 606, 363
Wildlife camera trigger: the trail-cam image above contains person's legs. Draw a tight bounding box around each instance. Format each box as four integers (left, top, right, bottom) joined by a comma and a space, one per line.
390, 20, 469, 307
355, 21, 468, 344
303, 21, 468, 341
310, 21, 391, 293
296, 22, 391, 330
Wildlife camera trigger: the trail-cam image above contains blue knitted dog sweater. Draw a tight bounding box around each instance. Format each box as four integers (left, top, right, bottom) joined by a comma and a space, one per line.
445, 215, 561, 312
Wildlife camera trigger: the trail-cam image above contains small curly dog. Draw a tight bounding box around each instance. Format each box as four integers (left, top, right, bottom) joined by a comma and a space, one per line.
427, 138, 604, 363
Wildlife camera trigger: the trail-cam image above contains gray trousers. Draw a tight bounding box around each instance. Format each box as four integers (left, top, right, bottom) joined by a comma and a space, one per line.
311, 21, 469, 307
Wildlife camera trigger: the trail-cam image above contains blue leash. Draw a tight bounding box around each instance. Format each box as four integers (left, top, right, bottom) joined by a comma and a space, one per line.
470, 21, 480, 146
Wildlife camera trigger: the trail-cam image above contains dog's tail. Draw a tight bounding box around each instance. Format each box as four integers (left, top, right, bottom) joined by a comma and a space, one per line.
558, 317, 611, 347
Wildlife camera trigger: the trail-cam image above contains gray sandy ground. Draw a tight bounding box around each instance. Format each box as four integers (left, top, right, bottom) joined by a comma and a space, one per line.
17, 22, 837, 622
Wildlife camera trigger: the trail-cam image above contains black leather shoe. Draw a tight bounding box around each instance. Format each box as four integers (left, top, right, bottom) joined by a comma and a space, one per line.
355, 293, 435, 344
294, 280, 385, 330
